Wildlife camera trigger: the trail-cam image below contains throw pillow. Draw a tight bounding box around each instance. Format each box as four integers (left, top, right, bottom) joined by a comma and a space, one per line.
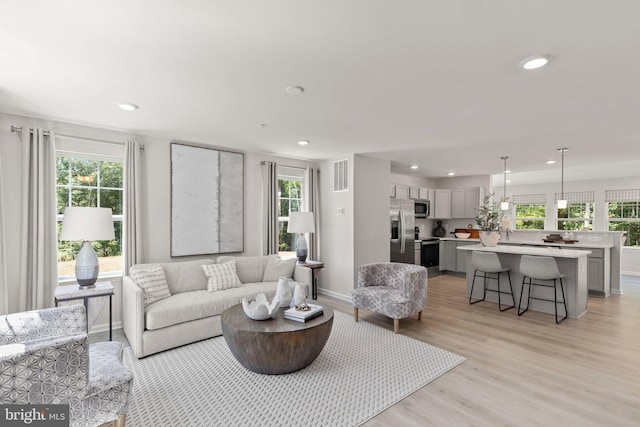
262, 255, 297, 282
130, 264, 172, 308
202, 260, 243, 292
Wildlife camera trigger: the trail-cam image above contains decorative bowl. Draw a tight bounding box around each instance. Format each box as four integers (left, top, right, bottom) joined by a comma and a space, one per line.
242, 293, 279, 320
455, 232, 471, 239
546, 234, 563, 241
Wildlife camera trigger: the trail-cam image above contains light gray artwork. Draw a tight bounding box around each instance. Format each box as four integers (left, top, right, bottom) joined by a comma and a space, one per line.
171, 143, 244, 256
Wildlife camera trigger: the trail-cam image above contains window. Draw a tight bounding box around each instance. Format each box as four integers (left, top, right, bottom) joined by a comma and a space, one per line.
555, 191, 595, 231
606, 189, 640, 247
56, 154, 123, 279
513, 194, 546, 230
277, 167, 304, 259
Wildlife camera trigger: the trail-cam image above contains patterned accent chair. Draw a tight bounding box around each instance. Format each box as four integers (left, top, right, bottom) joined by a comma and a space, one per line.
352, 263, 428, 333
0, 304, 133, 427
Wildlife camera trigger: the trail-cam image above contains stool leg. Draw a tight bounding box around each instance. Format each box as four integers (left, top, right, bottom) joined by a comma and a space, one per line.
498, 271, 515, 312
469, 270, 486, 305
558, 277, 568, 324
518, 276, 529, 316
496, 272, 502, 309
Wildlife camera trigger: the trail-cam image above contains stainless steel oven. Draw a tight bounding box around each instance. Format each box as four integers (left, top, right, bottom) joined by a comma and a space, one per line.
420, 238, 440, 277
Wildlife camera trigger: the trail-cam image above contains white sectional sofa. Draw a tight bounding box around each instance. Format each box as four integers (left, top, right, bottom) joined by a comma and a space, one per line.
122, 255, 312, 358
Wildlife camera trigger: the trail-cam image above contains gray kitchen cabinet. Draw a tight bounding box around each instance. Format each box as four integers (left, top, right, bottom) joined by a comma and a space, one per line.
395, 185, 409, 200
434, 189, 451, 219
451, 187, 483, 219
415, 241, 422, 265
455, 240, 476, 271
440, 239, 477, 272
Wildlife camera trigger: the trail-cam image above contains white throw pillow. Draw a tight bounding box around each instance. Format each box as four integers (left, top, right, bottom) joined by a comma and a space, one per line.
262, 255, 297, 282
203, 260, 243, 292
130, 264, 172, 308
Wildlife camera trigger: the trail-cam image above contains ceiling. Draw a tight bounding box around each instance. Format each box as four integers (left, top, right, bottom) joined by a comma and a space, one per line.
2, 1, 639, 185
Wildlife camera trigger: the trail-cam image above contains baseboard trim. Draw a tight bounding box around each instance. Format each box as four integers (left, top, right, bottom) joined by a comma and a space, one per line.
318, 288, 352, 303
90, 320, 122, 335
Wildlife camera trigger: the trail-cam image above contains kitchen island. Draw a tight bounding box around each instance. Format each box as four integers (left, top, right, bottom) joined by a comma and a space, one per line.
457, 244, 591, 319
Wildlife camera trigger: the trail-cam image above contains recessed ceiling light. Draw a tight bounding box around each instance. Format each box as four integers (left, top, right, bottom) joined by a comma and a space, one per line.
506, 179, 512, 183
286, 86, 305, 95
505, 170, 512, 174
447, 172, 455, 176
410, 165, 418, 170
521, 55, 551, 70
546, 160, 556, 164
297, 140, 310, 146
117, 102, 139, 111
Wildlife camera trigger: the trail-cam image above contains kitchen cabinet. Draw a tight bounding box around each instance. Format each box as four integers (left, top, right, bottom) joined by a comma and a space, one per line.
419, 187, 434, 201
409, 187, 420, 200
394, 185, 409, 200
433, 189, 451, 219
451, 187, 483, 219
439, 239, 476, 272
415, 241, 421, 265
389, 184, 396, 198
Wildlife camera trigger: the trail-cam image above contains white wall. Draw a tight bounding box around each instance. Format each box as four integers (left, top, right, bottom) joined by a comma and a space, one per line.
390, 173, 437, 188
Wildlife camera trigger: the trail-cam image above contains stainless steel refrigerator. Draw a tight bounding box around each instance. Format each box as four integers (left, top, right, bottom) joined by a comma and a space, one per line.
390, 198, 415, 264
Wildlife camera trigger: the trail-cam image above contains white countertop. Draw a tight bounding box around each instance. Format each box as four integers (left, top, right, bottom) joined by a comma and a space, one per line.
438, 237, 612, 249
457, 244, 591, 258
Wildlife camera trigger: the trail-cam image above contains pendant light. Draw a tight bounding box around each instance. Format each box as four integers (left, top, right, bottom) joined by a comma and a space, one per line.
557, 148, 568, 209
500, 156, 509, 210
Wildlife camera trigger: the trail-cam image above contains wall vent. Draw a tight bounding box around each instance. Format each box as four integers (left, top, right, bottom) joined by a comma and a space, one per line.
333, 159, 349, 192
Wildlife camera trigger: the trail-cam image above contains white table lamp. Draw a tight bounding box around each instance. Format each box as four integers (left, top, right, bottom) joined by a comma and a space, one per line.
60, 207, 115, 288
288, 212, 315, 262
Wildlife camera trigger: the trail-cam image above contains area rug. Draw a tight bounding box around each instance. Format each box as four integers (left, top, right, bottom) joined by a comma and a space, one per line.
123, 311, 465, 427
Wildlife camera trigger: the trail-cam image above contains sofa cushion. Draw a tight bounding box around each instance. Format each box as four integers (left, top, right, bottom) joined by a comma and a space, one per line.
202, 260, 243, 292
217, 256, 268, 284
157, 259, 213, 294
262, 255, 297, 281
129, 264, 172, 308
145, 282, 280, 330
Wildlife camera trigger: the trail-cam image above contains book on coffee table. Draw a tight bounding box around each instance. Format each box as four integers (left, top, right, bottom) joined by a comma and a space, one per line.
284, 304, 323, 322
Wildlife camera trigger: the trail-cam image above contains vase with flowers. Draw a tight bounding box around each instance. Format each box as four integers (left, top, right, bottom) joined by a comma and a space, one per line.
475, 193, 505, 247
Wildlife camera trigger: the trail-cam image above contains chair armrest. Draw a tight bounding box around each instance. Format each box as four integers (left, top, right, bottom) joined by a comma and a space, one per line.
0, 304, 87, 345
401, 267, 428, 306
122, 276, 145, 358
293, 265, 312, 297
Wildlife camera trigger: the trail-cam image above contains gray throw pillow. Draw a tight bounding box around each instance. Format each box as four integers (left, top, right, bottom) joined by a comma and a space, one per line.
262, 255, 297, 282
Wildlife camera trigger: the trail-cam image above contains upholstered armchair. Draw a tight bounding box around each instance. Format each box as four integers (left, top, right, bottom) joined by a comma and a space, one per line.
0, 304, 133, 427
352, 263, 428, 333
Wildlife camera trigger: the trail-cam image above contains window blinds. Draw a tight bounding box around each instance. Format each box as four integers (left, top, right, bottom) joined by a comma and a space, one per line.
512, 194, 546, 204
553, 191, 595, 203
605, 189, 640, 202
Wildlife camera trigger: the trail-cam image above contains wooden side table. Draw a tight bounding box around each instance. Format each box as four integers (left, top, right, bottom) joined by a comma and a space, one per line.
297, 260, 325, 299
54, 281, 114, 340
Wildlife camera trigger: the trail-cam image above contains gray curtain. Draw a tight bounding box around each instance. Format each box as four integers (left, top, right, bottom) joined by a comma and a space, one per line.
124, 140, 142, 274
305, 167, 321, 260
0, 155, 8, 315
19, 128, 58, 310
262, 161, 278, 255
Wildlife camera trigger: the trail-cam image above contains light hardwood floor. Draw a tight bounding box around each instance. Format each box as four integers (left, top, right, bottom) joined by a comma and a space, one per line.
318, 274, 640, 427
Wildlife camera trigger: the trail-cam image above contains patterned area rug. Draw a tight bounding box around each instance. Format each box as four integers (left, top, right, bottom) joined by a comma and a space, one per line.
123, 311, 465, 427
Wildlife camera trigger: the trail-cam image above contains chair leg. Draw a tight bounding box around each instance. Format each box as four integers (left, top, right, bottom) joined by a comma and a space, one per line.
417, 310, 422, 321
354, 307, 359, 322
498, 271, 515, 312
393, 318, 399, 334
518, 276, 529, 316
557, 278, 568, 324
114, 414, 127, 427
469, 270, 486, 305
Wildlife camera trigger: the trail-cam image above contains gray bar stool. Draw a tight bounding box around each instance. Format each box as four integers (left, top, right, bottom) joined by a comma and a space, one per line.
469, 251, 515, 311
518, 255, 568, 324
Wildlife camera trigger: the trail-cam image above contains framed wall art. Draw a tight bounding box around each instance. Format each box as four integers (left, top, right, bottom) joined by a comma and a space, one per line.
170, 143, 244, 256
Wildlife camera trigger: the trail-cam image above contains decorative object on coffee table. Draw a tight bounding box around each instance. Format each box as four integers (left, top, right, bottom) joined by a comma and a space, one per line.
288, 211, 315, 262
292, 282, 307, 306
275, 277, 292, 307
59, 207, 115, 288
241, 293, 279, 320
221, 303, 334, 374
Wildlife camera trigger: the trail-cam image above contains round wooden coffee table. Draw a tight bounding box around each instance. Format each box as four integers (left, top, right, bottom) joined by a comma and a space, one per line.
221, 304, 334, 375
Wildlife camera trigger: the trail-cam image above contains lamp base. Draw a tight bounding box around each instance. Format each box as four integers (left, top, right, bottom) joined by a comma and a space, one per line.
75, 241, 99, 289
295, 234, 308, 263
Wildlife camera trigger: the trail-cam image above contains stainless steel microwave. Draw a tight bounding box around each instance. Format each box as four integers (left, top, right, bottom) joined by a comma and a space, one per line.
415, 199, 429, 218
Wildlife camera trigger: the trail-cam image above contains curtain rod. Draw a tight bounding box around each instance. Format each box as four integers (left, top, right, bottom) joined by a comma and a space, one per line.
260, 160, 318, 171
10, 125, 145, 150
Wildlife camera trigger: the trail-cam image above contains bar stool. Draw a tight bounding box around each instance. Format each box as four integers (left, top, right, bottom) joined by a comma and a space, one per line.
469, 251, 515, 311
518, 255, 568, 324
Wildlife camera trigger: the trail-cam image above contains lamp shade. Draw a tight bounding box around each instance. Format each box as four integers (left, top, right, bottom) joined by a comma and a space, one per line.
288, 212, 315, 234
60, 207, 115, 241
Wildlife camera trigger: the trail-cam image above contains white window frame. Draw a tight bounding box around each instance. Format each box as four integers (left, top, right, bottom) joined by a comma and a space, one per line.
277, 167, 305, 258
56, 151, 124, 282
605, 189, 640, 247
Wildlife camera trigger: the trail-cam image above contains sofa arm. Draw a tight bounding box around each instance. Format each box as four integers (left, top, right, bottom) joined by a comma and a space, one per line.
122, 276, 145, 358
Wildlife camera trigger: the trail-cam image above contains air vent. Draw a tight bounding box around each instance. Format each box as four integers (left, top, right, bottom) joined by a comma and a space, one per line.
333, 159, 349, 192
